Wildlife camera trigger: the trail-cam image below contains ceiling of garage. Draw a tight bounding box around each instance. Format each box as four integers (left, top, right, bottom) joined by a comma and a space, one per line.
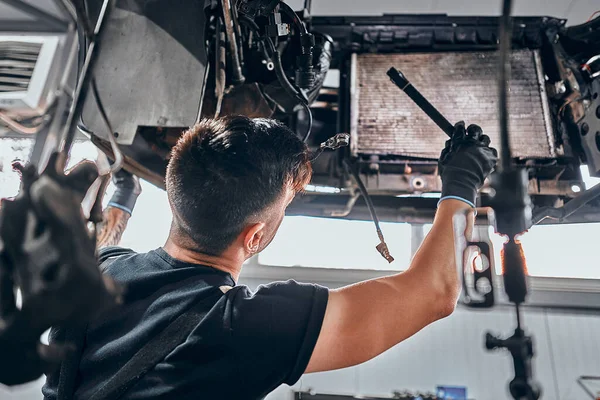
0, 0, 598, 26
294, 0, 598, 26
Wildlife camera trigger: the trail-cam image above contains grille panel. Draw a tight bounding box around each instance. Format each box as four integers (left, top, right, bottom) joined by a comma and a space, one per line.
0, 41, 41, 93
352, 50, 554, 159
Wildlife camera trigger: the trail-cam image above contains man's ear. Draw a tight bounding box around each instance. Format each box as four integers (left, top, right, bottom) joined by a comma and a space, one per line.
243, 222, 266, 254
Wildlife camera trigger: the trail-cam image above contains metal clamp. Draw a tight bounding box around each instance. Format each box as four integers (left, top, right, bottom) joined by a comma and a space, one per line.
453, 207, 496, 308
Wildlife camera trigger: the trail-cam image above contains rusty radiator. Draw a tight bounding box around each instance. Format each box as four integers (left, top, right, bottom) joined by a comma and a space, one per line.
350, 50, 556, 159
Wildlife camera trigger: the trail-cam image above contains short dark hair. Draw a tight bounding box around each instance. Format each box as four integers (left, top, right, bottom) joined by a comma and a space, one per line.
166, 116, 311, 255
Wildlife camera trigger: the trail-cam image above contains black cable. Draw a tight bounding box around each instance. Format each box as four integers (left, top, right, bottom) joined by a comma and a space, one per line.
90, 77, 123, 171
229, 13, 314, 142
345, 161, 383, 234
75, 0, 94, 133
343, 159, 393, 262
498, 0, 514, 171
264, 36, 313, 143
301, 102, 313, 143
72, 0, 94, 39
265, 36, 307, 102
239, 14, 260, 32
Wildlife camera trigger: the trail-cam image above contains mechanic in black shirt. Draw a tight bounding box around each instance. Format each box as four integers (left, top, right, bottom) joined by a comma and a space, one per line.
43, 116, 496, 399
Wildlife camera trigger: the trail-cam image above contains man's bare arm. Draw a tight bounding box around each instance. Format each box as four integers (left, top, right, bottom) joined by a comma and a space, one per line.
96, 206, 131, 248
305, 122, 497, 373
305, 199, 468, 372
96, 169, 141, 248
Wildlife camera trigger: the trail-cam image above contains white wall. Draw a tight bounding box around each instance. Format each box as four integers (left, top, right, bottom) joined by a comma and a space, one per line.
264, 307, 600, 400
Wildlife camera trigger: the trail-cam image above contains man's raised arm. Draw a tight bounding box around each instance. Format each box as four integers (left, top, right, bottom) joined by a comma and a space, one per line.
96, 169, 141, 248
306, 122, 498, 373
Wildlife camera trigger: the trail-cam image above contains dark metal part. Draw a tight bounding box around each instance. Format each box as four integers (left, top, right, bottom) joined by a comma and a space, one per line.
312, 15, 557, 60
0, 0, 68, 32
277, 1, 315, 89
490, 169, 532, 238
296, 33, 316, 89
58, 0, 113, 169
237, 0, 279, 18
215, 16, 227, 118
575, 79, 600, 177
486, 326, 541, 400
80, 0, 208, 145
532, 182, 600, 224
221, 0, 245, 85
386, 67, 454, 137
498, 0, 514, 172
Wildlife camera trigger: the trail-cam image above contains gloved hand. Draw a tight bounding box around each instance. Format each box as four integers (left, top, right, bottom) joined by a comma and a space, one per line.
438, 121, 498, 207
107, 169, 142, 215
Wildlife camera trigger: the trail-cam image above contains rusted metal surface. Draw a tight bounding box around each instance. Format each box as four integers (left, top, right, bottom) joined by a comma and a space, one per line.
352, 50, 555, 159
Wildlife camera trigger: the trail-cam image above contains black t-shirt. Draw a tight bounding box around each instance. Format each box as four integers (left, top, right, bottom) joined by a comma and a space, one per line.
42, 247, 328, 400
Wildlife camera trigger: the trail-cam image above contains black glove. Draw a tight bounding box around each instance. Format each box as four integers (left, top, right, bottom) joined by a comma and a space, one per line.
438, 121, 498, 207
108, 169, 141, 215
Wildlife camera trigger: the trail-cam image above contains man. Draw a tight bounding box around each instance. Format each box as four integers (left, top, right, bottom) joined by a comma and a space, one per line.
43, 116, 496, 399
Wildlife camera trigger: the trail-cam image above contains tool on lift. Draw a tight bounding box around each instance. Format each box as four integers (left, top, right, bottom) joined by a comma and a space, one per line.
386, 67, 454, 138
481, 0, 540, 398
386, 0, 539, 395
453, 208, 496, 308
310, 132, 350, 161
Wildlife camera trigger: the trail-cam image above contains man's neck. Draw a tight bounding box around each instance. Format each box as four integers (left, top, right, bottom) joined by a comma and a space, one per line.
163, 238, 243, 282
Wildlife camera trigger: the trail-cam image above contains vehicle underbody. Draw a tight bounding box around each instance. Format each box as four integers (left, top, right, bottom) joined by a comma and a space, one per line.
60, 2, 600, 225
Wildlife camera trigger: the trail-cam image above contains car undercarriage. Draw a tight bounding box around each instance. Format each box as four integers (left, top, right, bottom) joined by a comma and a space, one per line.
55, 3, 600, 224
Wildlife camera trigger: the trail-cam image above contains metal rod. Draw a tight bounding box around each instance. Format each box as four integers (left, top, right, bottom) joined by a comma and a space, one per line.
515, 303, 522, 331
0, 0, 68, 31
221, 0, 245, 85
577, 376, 600, 400
532, 183, 600, 224
71, 0, 94, 39
31, 26, 79, 172
0, 112, 47, 134
57, 0, 113, 170
214, 16, 226, 118
304, 0, 312, 14
498, 0, 514, 171
53, 0, 77, 23
387, 67, 454, 137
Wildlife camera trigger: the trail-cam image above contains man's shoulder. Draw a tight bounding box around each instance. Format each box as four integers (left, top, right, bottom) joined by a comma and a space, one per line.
98, 246, 137, 264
